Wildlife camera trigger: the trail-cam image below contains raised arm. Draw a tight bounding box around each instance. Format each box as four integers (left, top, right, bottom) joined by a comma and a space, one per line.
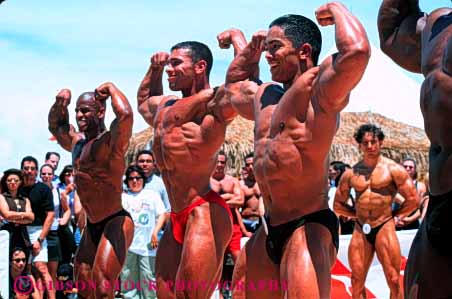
224, 31, 267, 120
391, 163, 419, 218
315, 2, 370, 112
48, 89, 76, 152
334, 169, 357, 218
137, 52, 170, 126
95, 82, 133, 156
226, 30, 266, 84
378, 0, 423, 73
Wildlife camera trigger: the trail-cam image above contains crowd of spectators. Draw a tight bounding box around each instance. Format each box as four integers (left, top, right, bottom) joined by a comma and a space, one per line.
1, 147, 427, 299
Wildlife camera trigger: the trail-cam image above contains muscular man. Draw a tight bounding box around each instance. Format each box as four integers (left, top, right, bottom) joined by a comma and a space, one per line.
48, 82, 134, 299
226, 3, 370, 298
137, 30, 248, 299
334, 124, 418, 299
210, 150, 245, 262
378, 1, 452, 297
240, 152, 263, 236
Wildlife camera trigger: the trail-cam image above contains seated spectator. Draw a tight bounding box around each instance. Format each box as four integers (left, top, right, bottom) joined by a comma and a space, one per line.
0, 169, 34, 257
120, 165, 166, 299
56, 264, 77, 299
10, 247, 40, 299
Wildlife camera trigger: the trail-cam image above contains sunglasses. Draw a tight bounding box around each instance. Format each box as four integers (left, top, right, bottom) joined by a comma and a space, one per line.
138, 159, 153, 163
64, 172, 73, 176
12, 258, 27, 263
22, 166, 36, 171
127, 176, 143, 181
7, 178, 20, 183
41, 173, 53, 176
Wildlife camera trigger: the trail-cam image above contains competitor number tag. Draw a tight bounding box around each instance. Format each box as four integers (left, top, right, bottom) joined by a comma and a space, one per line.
363, 223, 371, 235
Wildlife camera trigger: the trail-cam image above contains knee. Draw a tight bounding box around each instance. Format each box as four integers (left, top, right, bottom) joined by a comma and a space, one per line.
387, 275, 400, 289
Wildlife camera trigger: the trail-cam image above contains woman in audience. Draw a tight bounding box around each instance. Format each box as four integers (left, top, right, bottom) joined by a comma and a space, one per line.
120, 165, 167, 299
0, 169, 34, 257
10, 247, 40, 299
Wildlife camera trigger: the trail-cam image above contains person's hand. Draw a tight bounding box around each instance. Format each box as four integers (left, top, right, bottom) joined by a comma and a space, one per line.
150, 52, 170, 70
66, 183, 76, 194
244, 231, 253, 238
56, 89, 72, 107
217, 28, 245, 49
32, 240, 41, 256
95, 82, 114, 101
250, 30, 267, 52
395, 216, 406, 227
151, 233, 159, 249
59, 218, 69, 226
316, 2, 344, 27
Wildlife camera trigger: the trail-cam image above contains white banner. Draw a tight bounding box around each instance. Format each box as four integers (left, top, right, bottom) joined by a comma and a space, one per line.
0, 230, 10, 299
331, 230, 416, 298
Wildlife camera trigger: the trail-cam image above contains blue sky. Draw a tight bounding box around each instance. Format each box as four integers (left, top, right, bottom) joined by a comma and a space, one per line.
0, 0, 448, 173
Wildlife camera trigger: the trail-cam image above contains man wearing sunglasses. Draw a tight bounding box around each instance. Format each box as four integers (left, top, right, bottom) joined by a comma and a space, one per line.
48, 82, 134, 299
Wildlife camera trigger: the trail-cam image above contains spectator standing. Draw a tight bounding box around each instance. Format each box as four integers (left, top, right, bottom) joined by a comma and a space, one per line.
120, 165, 166, 299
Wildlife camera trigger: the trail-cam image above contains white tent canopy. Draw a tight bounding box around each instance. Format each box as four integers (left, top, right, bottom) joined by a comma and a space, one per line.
324, 44, 424, 129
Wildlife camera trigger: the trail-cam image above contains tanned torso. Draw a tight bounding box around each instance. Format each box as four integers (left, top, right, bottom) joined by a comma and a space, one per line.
420, 11, 452, 195
152, 96, 226, 212
349, 157, 398, 227
241, 179, 261, 221
73, 132, 124, 223
210, 174, 236, 197
253, 74, 341, 225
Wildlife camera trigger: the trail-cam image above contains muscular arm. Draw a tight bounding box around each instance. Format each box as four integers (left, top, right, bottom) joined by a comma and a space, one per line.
378, 0, 423, 73
315, 2, 370, 112
391, 164, 419, 218
96, 82, 133, 159
443, 36, 452, 75
334, 169, 357, 218
137, 52, 169, 125
223, 178, 245, 208
48, 89, 74, 152
165, 89, 214, 126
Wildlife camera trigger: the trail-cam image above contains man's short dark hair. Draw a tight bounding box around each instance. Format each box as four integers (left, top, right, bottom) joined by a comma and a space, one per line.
45, 151, 60, 161
269, 14, 322, 65
136, 149, 154, 161
354, 124, 385, 143
171, 41, 213, 78
218, 150, 227, 160
21, 156, 38, 169
244, 152, 254, 162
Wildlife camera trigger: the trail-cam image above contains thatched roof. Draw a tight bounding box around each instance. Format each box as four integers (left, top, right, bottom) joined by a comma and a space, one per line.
127, 112, 429, 175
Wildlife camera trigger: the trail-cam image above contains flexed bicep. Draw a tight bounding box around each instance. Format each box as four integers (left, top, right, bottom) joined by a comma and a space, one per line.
315, 2, 370, 113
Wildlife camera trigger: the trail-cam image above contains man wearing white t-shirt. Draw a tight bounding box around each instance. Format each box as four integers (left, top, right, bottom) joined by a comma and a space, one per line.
121, 165, 166, 299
